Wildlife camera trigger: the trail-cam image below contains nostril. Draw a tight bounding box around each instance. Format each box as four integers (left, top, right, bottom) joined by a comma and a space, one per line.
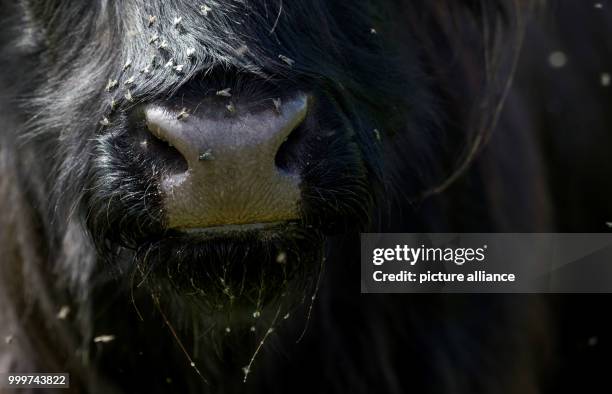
139, 120, 188, 175
275, 121, 306, 174
274, 95, 310, 174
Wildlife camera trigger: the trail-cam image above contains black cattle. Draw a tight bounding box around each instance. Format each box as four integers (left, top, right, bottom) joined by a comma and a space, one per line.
2, 1, 612, 393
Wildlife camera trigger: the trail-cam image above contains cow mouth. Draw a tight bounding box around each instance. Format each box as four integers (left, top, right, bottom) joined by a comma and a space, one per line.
174, 220, 301, 239
122, 219, 325, 319
134, 218, 322, 277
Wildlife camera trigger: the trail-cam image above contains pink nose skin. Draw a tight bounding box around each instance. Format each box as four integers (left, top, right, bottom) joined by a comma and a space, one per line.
144, 95, 308, 230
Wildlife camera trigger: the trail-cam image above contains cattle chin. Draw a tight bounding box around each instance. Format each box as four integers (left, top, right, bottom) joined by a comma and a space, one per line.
117, 216, 326, 327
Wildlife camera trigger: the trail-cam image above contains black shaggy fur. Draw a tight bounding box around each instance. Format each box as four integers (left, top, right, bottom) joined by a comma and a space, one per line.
0, 0, 582, 393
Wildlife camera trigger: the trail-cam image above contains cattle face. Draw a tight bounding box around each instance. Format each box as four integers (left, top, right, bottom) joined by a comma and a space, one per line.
0, 1, 548, 393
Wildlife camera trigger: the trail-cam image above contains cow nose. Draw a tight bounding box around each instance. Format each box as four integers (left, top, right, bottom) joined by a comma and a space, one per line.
143, 95, 308, 229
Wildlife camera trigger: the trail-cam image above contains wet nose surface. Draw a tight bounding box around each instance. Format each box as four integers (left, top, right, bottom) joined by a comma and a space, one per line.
145, 94, 308, 229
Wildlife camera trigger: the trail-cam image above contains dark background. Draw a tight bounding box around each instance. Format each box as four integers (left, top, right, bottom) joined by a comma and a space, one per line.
514, 2, 612, 392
